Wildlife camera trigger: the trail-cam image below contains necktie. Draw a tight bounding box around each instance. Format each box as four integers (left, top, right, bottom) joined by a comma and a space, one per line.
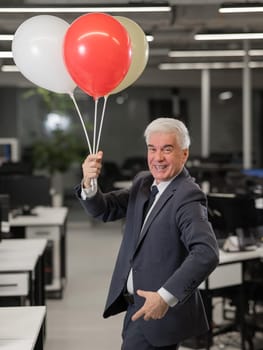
143, 185, 159, 222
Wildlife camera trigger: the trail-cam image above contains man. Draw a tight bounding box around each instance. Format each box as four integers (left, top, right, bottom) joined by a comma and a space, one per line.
75, 117, 219, 350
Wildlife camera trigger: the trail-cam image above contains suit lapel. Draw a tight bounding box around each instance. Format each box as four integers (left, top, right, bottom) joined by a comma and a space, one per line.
134, 183, 177, 253
132, 177, 152, 246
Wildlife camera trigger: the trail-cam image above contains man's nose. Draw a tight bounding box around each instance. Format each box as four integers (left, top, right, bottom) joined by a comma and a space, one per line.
155, 149, 164, 160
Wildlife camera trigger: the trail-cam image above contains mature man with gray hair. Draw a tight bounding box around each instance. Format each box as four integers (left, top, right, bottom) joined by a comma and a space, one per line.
76, 117, 219, 350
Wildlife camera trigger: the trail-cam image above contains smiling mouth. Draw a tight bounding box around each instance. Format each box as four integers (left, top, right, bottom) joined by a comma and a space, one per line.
153, 165, 167, 171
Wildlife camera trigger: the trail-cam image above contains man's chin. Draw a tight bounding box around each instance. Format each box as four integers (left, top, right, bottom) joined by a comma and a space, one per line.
153, 174, 169, 182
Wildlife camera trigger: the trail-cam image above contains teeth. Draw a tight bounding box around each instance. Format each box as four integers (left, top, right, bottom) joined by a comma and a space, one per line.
155, 165, 166, 170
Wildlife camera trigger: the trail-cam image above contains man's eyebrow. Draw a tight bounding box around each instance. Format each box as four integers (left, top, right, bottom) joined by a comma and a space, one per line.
162, 144, 174, 148
147, 144, 174, 148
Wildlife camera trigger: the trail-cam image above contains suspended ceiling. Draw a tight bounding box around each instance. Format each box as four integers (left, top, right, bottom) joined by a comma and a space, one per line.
1, 0, 263, 88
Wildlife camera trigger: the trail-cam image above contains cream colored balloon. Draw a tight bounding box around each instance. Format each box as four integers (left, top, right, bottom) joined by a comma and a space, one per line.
110, 16, 149, 94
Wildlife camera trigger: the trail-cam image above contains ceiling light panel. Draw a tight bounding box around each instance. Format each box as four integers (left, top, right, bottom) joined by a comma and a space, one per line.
195, 32, 263, 40
0, 4, 172, 13
219, 2, 263, 13
159, 61, 263, 70
168, 49, 263, 57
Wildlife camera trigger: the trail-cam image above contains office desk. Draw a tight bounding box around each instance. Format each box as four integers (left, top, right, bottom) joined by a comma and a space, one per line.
0, 306, 46, 350
199, 246, 263, 350
9, 206, 68, 298
114, 180, 132, 189
0, 239, 47, 306
200, 247, 263, 290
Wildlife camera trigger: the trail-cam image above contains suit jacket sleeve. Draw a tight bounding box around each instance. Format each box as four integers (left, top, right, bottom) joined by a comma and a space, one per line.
74, 183, 130, 222
161, 183, 219, 304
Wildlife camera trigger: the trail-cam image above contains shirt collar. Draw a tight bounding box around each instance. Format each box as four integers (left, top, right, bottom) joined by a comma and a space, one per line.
151, 168, 183, 195
152, 176, 176, 195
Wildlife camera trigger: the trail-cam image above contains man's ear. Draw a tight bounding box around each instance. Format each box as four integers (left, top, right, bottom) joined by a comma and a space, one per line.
182, 149, 189, 163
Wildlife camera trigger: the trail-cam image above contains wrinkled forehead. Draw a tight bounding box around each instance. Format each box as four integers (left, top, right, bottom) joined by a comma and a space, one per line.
147, 131, 180, 146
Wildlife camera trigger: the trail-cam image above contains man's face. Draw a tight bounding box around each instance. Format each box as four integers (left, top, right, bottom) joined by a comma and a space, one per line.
147, 132, 189, 184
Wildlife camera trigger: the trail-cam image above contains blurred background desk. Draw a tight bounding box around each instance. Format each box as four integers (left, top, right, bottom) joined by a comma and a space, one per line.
113, 180, 132, 190
198, 246, 263, 350
0, 306, 46, 350
9, 206, 68, 298
0, 239, 47, 306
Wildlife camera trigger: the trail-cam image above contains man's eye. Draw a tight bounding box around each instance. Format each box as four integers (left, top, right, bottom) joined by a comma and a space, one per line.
148, 148, 156, 153
163, 147, 173, 153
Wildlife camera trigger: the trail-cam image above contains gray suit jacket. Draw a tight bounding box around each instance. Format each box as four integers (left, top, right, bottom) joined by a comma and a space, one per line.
75, 167, 219, 346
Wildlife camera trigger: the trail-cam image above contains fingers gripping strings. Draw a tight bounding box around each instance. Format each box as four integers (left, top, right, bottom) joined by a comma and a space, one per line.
69, 93, 109, 190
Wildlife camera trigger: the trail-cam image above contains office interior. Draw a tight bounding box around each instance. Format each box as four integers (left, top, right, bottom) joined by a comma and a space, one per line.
0, 1, 263, 349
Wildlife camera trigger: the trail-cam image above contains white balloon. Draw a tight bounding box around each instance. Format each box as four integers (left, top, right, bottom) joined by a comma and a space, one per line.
12, 15, 76, 94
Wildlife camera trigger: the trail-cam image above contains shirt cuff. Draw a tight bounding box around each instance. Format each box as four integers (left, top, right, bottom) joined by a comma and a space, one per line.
81, 179, 97, 200
158, 287, 178, 307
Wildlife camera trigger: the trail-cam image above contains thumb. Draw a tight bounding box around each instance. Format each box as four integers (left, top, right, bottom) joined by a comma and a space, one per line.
136, 289, 147, 298
97, 151, 103, 161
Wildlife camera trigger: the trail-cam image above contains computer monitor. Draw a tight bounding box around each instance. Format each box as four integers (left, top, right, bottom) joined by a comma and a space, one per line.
0, 194, 10, 241
0, 174, 52, 213
207, 193, 258, 249
242, 168, 263, 178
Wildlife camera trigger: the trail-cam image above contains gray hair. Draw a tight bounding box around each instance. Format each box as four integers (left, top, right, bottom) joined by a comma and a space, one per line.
144, 117, 191, 149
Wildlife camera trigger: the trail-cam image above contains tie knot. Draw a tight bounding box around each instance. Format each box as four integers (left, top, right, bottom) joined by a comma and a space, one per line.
151, 185, 158, 197
147, 186, 159, 206
142, 185, 159, 225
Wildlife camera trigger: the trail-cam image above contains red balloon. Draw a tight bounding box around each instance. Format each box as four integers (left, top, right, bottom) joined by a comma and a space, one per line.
63, 13, 132, 99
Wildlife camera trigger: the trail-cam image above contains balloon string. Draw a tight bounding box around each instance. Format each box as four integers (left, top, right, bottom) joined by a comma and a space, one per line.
69, 93, 92, 154
96, 95, 108, 153
91, 99, 99, 192
93, 99, 98, 154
